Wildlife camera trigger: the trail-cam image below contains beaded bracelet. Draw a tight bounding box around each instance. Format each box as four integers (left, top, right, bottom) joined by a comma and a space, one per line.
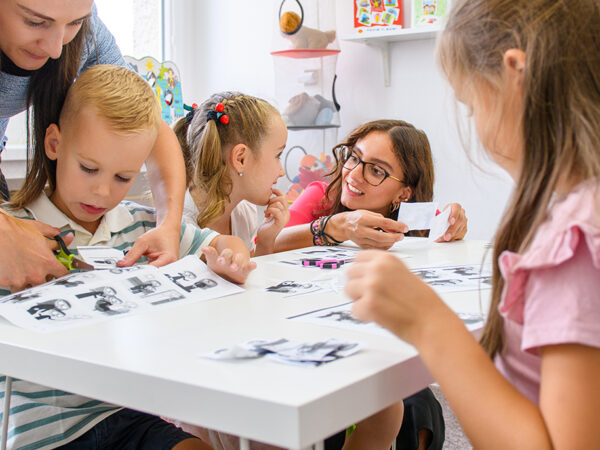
310, 218, 326, 246
310, 215, 344, 246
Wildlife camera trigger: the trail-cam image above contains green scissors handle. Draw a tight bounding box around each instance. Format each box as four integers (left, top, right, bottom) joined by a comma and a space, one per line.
51, 235, 93, 271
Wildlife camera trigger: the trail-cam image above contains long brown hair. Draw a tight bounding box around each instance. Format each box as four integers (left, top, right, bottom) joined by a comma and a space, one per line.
11, 19, 91, 207
173, 92, 278, 228
438, 0, 600, 358
324, 120, 435, 236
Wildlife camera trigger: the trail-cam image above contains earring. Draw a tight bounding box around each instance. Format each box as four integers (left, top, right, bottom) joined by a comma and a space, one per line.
238, 172, 243, 177
391, 201, 400, 212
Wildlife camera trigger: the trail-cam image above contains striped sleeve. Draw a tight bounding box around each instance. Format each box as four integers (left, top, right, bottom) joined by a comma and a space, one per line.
1, 377, 119, 450
179, 222, 219, 258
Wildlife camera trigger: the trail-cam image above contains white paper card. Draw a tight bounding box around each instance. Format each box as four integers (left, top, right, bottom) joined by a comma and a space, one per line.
396, 202, 437, 230
77, 246, 125, 269
428, 207, 451, 242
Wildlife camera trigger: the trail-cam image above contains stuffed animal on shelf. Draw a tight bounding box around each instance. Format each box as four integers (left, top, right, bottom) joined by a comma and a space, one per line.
285, 153, 334, 203
283, 92, 335, 127
280, 11, 336, 49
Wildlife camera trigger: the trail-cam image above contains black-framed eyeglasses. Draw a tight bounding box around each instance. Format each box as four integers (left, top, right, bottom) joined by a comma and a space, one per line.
340, 145, 402, 186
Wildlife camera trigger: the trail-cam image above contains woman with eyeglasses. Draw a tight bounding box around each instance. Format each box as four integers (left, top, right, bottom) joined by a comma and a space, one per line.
274, 120, 465, 449
275, 119, 468, 252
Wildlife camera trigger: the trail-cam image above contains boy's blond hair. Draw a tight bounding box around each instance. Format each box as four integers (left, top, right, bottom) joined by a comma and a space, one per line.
10, 65, 161, 209
60, 64, 162, 134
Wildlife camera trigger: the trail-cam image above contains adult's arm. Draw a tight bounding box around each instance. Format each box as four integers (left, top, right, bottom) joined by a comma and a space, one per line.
287, 181, 328, 227
275, 210, 407, 252
0, 211, 70, 291
83, 11, 186, 266
119, 122, 185, 266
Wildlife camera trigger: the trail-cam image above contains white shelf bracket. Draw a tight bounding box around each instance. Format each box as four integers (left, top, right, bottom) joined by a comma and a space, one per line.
366, 40, 391, 87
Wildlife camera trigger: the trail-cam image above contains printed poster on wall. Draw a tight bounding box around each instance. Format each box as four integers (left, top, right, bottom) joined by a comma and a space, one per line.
353, 0, 403, 36
411, 0, 449, 27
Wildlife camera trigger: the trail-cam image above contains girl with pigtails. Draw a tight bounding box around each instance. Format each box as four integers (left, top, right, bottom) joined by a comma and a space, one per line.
173, 92, 416, 450
173, 92, 290, 256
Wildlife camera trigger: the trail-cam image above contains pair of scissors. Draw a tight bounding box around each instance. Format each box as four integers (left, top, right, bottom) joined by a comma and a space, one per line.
301, 258, 350, 269
51, 235, 94, 271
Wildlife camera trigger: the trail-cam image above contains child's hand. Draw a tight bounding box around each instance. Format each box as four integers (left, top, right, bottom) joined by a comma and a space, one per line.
344, 250, 453, 346
202, 246, 256, 284
118, 222, 180, 267
255, 188, 290, 255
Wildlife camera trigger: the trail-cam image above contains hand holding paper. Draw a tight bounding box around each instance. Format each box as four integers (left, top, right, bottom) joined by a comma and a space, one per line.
396, 202, 467, 242
435, 203, 468, 242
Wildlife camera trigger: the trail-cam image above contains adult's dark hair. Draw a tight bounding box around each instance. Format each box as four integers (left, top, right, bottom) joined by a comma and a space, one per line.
323, 119, 435, 236
11, 20, 91, 207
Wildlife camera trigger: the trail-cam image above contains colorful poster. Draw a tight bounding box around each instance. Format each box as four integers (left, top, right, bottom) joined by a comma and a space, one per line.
354, 0, 403, 35
123, 56, 185, 125
412, 0, 449, 27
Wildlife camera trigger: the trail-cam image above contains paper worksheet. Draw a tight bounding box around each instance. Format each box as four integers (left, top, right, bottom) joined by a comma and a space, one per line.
410, 263, 492, 293
289, 301, 485, 338
0, 255, 243, 332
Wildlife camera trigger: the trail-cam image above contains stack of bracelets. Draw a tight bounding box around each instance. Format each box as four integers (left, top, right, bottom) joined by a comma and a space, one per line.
310, 215, 344, 246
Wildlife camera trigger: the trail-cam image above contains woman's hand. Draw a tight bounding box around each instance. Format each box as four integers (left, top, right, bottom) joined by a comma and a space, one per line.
344, 250, 453, 345
118, 221, 181, 267
435, 203, 468, 242
0, 213, 71, 291
255, 188, 290, 255
328, 210, 408, 250
202, 246, 256, 284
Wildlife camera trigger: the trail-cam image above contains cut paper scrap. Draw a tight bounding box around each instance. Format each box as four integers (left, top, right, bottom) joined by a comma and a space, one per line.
77, 246, 125, 269
396, 202, 438, 230
201, 338, 363, 367
428, 206, 451, 242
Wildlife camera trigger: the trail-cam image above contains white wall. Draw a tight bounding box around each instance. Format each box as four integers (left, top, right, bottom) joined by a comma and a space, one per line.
168, 0, 514, 240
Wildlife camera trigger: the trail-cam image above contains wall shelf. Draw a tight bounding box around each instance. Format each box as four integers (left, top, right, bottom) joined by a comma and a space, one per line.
342, 27, 440, 86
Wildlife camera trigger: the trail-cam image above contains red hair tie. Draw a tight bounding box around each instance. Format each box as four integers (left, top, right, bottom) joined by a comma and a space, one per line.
206, 103, 229, 125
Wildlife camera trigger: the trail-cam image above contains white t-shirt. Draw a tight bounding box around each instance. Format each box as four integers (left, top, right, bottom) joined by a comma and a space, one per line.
183, 190, 259, 252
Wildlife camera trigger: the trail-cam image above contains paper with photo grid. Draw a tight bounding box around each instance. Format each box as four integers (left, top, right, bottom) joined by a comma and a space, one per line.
0, 255, 243, 332
289, 301, 484, 338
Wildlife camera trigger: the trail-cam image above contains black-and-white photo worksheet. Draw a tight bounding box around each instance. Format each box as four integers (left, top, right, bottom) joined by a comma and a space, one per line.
0, 256, 243, 332
410, 263, 492, 293
289, 302, 484, 337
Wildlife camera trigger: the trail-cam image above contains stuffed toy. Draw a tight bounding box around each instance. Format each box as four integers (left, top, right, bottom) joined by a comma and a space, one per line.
285, 153, 334, 203
283, 92, 335, 127
280, 11, 336, 49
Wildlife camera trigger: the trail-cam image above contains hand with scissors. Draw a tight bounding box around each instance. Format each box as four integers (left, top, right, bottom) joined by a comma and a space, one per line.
0, 212, 74, 291
51, 235, 94, 272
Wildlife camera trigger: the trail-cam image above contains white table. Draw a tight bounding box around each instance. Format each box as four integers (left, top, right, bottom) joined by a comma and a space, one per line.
0, 238, 491, 449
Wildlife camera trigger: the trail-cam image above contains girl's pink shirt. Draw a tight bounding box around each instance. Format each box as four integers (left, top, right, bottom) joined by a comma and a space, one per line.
495, 179, 600, 404
287, 181, 331, 226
